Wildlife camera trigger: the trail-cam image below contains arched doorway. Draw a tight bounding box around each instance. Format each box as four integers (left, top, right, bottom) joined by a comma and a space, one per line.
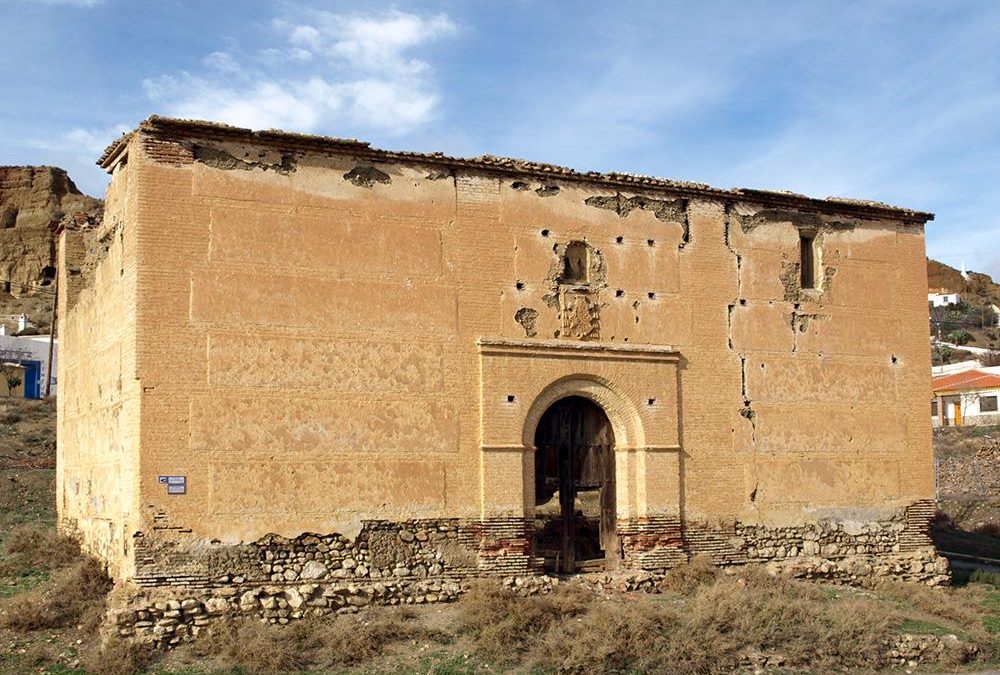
533, 396, 616, 573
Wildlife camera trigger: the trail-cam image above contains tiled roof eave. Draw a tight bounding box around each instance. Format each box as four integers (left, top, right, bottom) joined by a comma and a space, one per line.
97, 115, 936, 224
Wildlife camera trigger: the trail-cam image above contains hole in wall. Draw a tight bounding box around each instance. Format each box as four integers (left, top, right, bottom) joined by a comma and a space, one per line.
515, 281, 525, 290
616, 236, 624, 244
647, 292, 656, 299
615, 289, 624, 298
541, 229, 550, 237
647, 239, 655, 247
560, 241, 590, 284
647, 398, 656, 406
506, 395, 516, 403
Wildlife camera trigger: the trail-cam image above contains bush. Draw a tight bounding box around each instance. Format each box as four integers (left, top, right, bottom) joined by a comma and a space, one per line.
198, 618, 317, 674
1, 557, 112, 631
191, 608, 441, 673
981, 350, 1000, 367
948, 330, 974, 346
458, 581, 591, 666
530, 598, 685, 674
0, 524, 81, 576
659, 554, 721, 595
80, 637, 153, 675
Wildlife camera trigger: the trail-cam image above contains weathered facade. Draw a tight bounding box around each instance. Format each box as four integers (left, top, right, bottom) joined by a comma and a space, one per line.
58, 117, 942, 635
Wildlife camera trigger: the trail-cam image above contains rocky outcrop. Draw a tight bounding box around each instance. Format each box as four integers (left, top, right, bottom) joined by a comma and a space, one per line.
0, 166, 101, 298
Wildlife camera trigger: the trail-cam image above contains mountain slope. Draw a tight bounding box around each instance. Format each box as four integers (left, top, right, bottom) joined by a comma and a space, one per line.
0, 167, 102, 332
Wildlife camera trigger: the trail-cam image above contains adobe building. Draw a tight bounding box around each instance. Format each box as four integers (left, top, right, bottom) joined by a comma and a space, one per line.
57, 117, 944, 627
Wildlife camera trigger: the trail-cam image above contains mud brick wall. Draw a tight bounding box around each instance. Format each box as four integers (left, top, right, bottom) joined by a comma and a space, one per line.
62, 117, 936, 586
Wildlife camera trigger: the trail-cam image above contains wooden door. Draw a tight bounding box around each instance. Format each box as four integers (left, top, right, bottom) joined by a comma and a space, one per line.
533, 396, 616, 573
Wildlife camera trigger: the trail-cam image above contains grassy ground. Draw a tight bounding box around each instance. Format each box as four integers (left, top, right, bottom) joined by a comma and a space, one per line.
0, 399, 997, 674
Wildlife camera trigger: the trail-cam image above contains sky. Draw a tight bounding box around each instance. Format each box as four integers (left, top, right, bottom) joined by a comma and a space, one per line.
1, 0, 998, 279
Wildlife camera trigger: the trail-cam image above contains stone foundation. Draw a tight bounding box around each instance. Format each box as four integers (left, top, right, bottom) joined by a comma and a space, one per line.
110, 548, 949, 648
133, 519, 484, 589
111, 577, 468, 647
108, 501, 949, 646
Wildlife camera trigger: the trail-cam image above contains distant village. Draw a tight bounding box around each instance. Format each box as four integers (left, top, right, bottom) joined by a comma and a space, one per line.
928, 263, 1000, 428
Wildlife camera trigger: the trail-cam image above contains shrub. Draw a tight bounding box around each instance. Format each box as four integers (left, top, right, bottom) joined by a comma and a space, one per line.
80, 637, 153, 675
686, 568, 892, 670
530, 598, 685, 674
659, 554, 721, 595
1, 557, 112, 631
457, 581, 591, 666
191, 608, 441, 673
0, 524, 81, 576
948, 330, 974, 346
323, 608, 442, 666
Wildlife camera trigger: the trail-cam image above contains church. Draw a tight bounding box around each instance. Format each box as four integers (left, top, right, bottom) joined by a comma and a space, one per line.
56, 116, 941, 615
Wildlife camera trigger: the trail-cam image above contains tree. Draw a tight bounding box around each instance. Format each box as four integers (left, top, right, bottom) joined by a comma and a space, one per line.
932, 345, 952, 365
947, 329, 973, 346
0, 363, 22, 398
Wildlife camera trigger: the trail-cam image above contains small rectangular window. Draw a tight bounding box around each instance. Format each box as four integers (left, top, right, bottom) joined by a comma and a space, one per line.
931, 400, 938, 416
981, 395, 998, 413
800, 233, 816, 289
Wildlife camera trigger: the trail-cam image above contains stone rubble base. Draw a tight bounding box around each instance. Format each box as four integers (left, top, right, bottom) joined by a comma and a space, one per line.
110, 549, 949, 648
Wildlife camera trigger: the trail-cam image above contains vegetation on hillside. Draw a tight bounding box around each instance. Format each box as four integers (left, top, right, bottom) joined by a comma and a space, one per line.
928, 259, 1000, 356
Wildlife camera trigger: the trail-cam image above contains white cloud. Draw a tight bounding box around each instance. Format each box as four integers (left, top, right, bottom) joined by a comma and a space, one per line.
27, 124, 130, 155
202, 51, 240, 74
143, 9, 456, 136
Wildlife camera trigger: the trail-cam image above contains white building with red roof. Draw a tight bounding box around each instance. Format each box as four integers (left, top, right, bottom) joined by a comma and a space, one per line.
931, 368, 1000, 427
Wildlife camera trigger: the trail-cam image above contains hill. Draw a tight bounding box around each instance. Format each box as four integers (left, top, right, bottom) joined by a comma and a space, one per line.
927, 259, 1000, 356
928, 258, 1000, 306
0, 166, 102, 333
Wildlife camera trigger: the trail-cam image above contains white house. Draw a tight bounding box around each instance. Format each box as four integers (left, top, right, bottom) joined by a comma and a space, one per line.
931, 369, 1000, 427
928, 292, 961, 307
0, 334, 57, 398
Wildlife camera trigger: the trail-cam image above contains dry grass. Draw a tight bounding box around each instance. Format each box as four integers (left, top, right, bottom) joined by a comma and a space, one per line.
881, 580, 984, 627
531, 598, 687, 674
79, 637, 153, 675
658, 553, 721, 594
457, 580, 591, 666
457, 567, 981, 674
194, 618, 317, 674
685, 569, 892, 671
182, 607, 444, 674
1, 556, 111, 631
0, 523, 80, 576
0, 398, 56, 469
24, 570, 988, 675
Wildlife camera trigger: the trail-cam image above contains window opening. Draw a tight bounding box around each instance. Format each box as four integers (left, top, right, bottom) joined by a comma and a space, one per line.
800, 232, 817, 289
562, 241, 590, 284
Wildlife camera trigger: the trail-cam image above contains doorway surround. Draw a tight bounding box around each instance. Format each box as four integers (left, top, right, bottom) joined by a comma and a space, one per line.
477, 337, 682, 569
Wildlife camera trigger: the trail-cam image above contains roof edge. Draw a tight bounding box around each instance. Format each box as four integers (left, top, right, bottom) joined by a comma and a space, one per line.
98, 116, 935, 223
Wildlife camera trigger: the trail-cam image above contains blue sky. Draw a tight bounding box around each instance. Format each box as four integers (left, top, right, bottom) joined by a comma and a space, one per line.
1, 0, 998, 279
